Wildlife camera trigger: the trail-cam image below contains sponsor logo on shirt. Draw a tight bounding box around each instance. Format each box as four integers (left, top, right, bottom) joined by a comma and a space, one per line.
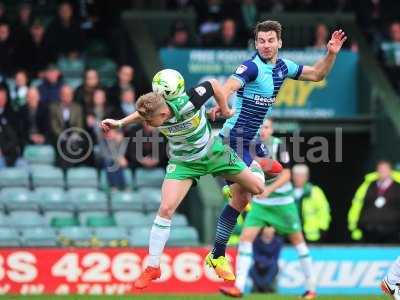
194, 86, 206, 96
235, 64, 248, 74
159, 113, 201, 136
254, 94, 276, 106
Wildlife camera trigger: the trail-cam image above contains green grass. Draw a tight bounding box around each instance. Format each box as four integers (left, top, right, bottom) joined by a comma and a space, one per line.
0, 295, 389, 300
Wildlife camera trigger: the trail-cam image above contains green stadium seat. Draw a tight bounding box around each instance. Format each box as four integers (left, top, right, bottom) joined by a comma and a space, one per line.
114, 211, 151, 228
134, 168, 165, 188
139, 187, 161, 212
31, 165, 64, 188
110, 191, 142, 211
168, 226, 199, 246
23, 145, 55, 165
93, 227, 129, 247
44, 211, 74, 225
0, 228, 20, 247
86, 57, 117, 87
50, 216, 80, 228
87, 216, 116, 227
64, 77, 83, 89
57, 57, 85, 78
67, 188, 108, 211
0, 167, 30, 188
0, 213, 8, 227
8, 211, 46, 228
34, 187, 73, 212
66, 167, 98, 189
173, 213, 188, 227
58, 227, 92, 247
21, 227, 57, 247
129, 227, 150, 247
78, 211, 108, 224
0, 188, 39, 211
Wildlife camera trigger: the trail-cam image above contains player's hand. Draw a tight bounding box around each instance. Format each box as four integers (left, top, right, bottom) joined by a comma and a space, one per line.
208, 106, 221, 121
220, 107, 235, 119
100, 119, 120, 133
255, 186, 273, 199
327, 29, 347, 54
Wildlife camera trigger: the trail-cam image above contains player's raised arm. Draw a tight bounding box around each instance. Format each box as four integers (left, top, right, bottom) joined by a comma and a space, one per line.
208, 79, 235, 119
299, 29, 347, 82
100, 111, 143, 133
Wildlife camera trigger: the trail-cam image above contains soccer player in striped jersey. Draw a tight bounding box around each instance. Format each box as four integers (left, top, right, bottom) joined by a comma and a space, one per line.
101, 76, 270, 289
207, 21, 346, 291
219, 119, 316, 299
382, 257, 400, 300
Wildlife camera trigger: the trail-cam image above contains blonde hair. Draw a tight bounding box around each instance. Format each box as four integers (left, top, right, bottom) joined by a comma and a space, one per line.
136, 92, 166, 118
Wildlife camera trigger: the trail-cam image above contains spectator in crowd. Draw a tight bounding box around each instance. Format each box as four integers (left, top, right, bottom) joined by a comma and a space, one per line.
86, 88, 114, 137
0, 2, 8, 24
312, 23, 329, 49
14, 3, 33, 49
0, 85, 16, 127
45, 1, 84, 59
99, 128, 128, 190
212, 18, 244, 48
115, 87, 136, 119
107, 65, 135, 107
127, 121, 168, 170
348, 160, 400, 243
166, 20, 192, 48
292, 164, 331, 242
26, 20, 52, 76
0, 86, 20, 167
389, 21, 400, 43
249, 227, 283, 293
0, 22, 15, 76
38, 64, 63, 104
18, 87, 49, 147
9, 70, 29, 111
74, 69, 101, 114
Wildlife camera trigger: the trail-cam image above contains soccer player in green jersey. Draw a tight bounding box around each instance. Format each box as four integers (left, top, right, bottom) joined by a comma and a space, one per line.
101, 77, 268, 289
219, 119, 316, 299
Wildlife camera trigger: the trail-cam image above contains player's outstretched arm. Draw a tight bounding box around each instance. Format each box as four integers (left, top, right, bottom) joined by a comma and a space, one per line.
208, 79, 234, 119
299, 29, 347, 82
100, 111, 143, 133
209, 78, 241, 121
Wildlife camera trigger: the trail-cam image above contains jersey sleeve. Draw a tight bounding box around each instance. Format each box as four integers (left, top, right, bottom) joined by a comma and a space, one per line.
277, 141, 291, 169
283, 58, 303, 80
231, 60, 258, 87
187, 81, 214, 109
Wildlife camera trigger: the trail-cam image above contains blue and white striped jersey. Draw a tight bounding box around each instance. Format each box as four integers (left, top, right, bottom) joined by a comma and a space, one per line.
220, 53, 303, 143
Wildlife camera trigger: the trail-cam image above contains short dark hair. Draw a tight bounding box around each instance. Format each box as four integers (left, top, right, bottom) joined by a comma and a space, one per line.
254, 20, 282, 40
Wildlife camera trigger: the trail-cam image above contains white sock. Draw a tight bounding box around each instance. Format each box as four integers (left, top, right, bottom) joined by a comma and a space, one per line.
147, 215, 171, 267
387, 257, 400, 286
295, 242, 316, 292
235, 241, 253, 292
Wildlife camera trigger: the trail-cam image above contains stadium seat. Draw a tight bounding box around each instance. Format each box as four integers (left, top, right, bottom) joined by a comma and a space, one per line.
86, 57, 117, 87
44, 211, 74, 225
34, 187, 73, 212
134, 168, 165, 188
58, 227, 92, 247
21, 227, 57, 247
23, 145, 55, 165
50, 216, 80, 228
66, 167, 98, 189
139, 187, 161, 212
0, 167, 30, 188
8, 211, 46, 228
67, 188, 108, 211
93, 227, 129, 247
114, 211, 151, 228
0, 228, 20, 247
57, 57, 84, 78
31, 165, 64, 188
110, 191, 143, 211
0, 213, 8, 227
129, 227, 150, 247
0, 187, 39, 211
99, 169, 134, 192
173, 213, 188, 227
168, 226, 199, 246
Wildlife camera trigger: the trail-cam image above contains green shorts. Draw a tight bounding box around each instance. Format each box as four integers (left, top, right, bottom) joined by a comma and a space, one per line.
243, 201, 302, 235
165, 137, 247, 184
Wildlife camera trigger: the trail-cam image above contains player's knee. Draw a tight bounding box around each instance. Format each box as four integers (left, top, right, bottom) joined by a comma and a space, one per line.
158, 204, 175, 219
